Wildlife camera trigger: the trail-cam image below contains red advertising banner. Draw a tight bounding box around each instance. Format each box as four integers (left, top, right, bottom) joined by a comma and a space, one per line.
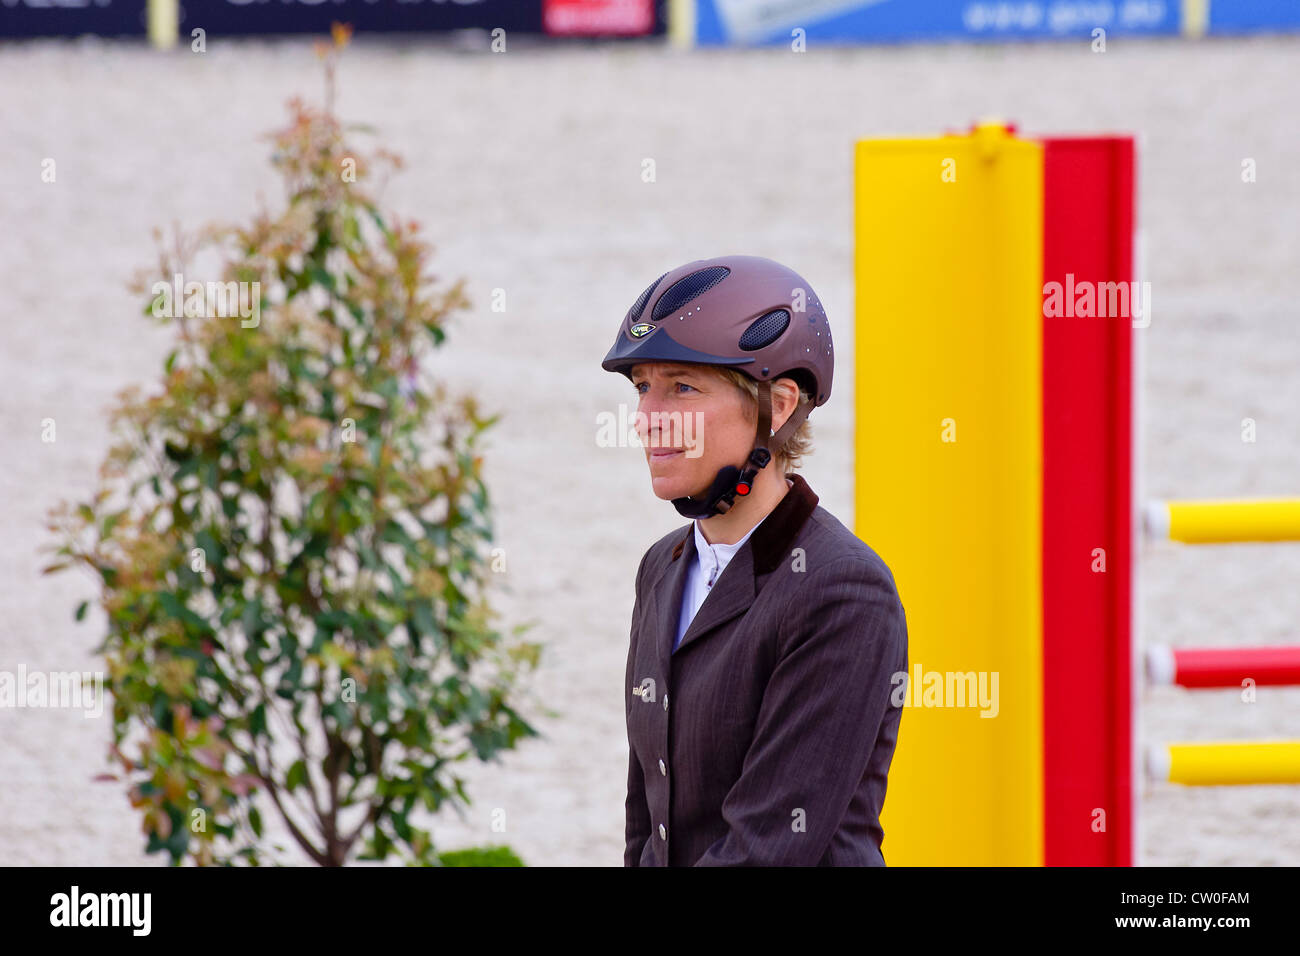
544, 0, 655, 36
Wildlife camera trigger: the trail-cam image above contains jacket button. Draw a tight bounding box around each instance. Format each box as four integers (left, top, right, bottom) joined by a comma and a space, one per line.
658, 759, 666, 775
663, 693, 669, 712
659, 823, 667, 840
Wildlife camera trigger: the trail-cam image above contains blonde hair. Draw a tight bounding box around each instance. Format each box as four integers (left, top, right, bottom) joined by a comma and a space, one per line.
711, 367, 814, 474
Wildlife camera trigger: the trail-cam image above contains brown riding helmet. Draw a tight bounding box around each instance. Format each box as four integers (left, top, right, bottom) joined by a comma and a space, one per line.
601, 254, 834, 518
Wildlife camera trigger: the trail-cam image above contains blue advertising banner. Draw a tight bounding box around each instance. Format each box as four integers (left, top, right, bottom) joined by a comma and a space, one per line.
1, 0, 665, 39
693, 0, 1300, 45
1, 0, 146, 38
694, 0, 1176, 44
173, 0, 544, 37
1210, 0, 1300, 32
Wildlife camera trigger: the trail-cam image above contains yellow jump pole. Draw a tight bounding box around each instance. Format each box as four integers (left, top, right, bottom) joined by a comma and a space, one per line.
668, 0, 696, 49
148, 0, 179, 50
1144, 498, 1300, 543
1147, 741, 1300, 785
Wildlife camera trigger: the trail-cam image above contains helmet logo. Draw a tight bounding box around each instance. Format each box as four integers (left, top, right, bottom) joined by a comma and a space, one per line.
629, 323, 656, 339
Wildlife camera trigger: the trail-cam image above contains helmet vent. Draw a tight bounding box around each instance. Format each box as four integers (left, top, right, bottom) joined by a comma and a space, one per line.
629, 272, 667, 322
651, 266, 730, 321
739, 309, 790, 351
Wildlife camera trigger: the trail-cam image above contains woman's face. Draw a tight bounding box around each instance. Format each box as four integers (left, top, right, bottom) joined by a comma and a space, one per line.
629, 362, 755, 501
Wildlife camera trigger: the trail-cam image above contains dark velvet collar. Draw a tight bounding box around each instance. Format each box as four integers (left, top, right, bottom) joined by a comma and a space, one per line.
669, 472, 819, 576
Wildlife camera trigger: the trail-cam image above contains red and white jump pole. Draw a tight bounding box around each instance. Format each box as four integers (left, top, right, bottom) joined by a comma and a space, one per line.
1145, 645, 1300, 689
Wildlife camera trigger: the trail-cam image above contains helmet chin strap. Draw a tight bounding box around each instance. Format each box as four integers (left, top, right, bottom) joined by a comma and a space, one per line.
670, 381, 814, 519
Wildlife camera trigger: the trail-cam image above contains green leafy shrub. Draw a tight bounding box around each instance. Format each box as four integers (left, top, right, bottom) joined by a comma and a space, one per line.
45, 64, 541, 866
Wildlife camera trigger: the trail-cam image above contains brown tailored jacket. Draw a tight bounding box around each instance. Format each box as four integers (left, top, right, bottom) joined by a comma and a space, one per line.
624, 472, 908, 866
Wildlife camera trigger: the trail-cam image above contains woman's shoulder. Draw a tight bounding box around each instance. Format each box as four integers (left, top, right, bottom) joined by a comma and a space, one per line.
777, 507, 908, 649
797, 505, 901, 597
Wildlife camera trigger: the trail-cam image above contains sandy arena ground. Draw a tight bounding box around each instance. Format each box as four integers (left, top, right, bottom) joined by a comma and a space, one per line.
1, 32, 1298, 866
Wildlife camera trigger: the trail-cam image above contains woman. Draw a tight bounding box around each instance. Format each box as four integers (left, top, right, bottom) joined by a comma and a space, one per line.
601, 254, 909, 866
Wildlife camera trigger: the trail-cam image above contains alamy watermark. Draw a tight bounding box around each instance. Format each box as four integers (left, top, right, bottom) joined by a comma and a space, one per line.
1043, 273, 1151, 328
150, 272, 261, 328
891, 664, 999, 718
50, 886, 150, 935
0, 665, 104, 718
596, 403, 705, 456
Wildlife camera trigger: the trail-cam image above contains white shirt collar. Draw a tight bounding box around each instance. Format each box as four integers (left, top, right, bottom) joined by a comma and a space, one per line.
693, 517, 760, 562
691, 478, 792, 587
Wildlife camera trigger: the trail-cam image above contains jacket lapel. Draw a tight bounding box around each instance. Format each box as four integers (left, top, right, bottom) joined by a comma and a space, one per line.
645, 528, 692, 677
671, 542, 757, 656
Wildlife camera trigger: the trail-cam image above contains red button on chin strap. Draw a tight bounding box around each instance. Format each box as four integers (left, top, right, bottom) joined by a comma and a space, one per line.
736, 482, 750, 496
